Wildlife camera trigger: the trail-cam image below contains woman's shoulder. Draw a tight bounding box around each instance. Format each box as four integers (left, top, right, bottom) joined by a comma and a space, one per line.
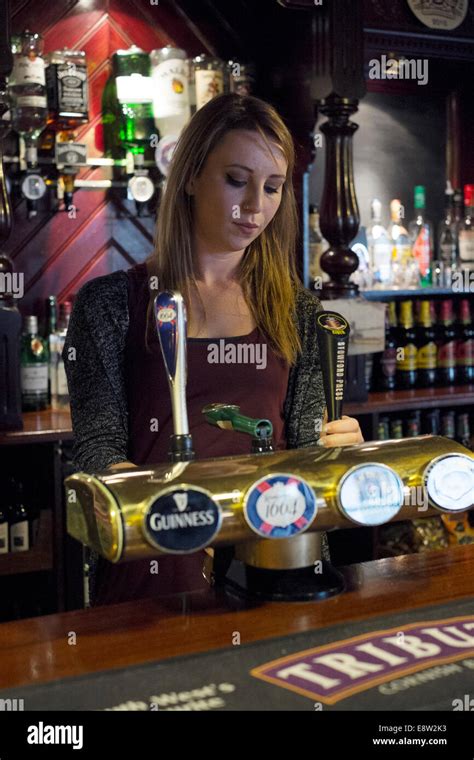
74, 269, 129, 307
293, 283, 324, 323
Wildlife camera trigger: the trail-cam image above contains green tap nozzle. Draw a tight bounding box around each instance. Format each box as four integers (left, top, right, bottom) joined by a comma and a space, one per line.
202, 403, 273, 439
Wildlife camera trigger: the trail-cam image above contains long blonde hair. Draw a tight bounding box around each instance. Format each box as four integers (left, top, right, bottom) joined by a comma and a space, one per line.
145, 92, 302, 364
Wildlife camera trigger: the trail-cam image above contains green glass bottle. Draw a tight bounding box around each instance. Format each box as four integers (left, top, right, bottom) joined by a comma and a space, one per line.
114, 46, 155, 159
20, 315, 49, 411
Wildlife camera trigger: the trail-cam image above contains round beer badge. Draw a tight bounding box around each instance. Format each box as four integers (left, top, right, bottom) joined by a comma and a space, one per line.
423, 454, 474, 513
316, 311, 350, 336
243, 474, 317, 539
337, 463, 405, 526
143, 485, 222, 553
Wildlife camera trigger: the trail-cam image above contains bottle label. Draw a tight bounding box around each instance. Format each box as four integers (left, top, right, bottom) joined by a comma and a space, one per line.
15, 95, 47, 108
49, 63, 89, 115
413, 226, 431, 276
381, 347, 397, 378
417, 342, 437, 370
10, 520, 29, 552
456, 338, 474, 367
152, 59, 189, 118
116, 74, 153, 104
372, 242, 392, 282
438, 341, 456, 368
57, 359, 69, 395
9, 56, 46, 87
0, 523, 8, 554
459, 230, 474, 262
195, 69, 224, 110
21, 364, 49, 392
398, 343, 417, 371
393, 242, 412, 265
440, 242, 456, 263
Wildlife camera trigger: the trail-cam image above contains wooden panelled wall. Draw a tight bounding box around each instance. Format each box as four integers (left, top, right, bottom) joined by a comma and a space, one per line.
4, 0, 474, 315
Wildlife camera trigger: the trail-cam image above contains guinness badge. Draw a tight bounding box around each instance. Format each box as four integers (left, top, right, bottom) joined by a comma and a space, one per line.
244, 474, 317, 539
143, 485, 222, 553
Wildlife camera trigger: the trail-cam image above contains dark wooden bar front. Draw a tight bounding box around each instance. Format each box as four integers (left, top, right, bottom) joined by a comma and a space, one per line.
1, 546, 473, 692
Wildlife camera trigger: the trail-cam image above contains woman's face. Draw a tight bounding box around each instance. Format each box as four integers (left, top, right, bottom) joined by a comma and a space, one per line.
186, 129, 288, 255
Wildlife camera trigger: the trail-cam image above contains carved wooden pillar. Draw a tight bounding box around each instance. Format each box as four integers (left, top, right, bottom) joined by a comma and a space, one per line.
279, 0, 366, 298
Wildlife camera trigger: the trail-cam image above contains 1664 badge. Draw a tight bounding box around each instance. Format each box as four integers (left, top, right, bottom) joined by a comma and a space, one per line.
243, 474, 317, 539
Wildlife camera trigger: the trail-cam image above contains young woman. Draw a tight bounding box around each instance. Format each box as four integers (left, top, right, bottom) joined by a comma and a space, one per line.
64, 92, 363, 605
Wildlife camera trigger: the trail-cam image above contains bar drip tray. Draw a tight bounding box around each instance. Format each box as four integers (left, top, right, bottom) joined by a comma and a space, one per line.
214, 556, 345, 602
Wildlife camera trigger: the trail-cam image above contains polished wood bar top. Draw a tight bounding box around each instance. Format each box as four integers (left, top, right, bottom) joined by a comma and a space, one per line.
1, 546, 473, 690
0, 408, 73, 445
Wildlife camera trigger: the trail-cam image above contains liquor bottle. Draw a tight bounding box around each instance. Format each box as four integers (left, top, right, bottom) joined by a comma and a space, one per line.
441, 410, 456, 440
101, 61, 123, 161
390, 418, 403, 439
437, 181, 458, 271
377, 416, 390, 440
9, 479, 30, 553
192, 54, 226, 110
308, 205, 328, 283
396, 301, 417, 389
150, 46, 190, 140
456, 413, 472, 450
45, 295, 57, 406
51, 301, 72, 410
20, 315, 49, 411
115, 46, 155, 160
8, 30, 48, 166
423, 409, 440, 435
458, 184, 474, 272
456, 299, 474, 385
406, 412, 421, 437
45, 48, 89, 131
415, 300, 437, 388
388, 199, 417, 288
227, 60, 256, 96
436, 300, 457, 387
0, 494, 9, 555
366, 199, 392, 285
0, 254, 23, 431
371, 301, 397, 391
408, 185, 433, 287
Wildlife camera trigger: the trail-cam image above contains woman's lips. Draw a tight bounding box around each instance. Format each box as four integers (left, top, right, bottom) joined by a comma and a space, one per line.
233, 222, 259, 235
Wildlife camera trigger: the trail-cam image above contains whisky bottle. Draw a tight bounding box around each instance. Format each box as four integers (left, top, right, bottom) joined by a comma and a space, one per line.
20, 315, 49, 411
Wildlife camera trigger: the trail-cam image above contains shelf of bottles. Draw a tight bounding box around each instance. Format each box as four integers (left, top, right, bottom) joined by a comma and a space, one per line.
309, 183, 474, 296
0, 32, 256, 218
0, 475, 51, 574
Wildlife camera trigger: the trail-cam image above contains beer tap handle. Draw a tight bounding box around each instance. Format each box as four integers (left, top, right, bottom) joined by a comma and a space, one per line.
315, 310, 351, 423
154, 290, 194, 462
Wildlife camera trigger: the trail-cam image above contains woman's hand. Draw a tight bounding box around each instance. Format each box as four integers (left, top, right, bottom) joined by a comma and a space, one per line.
318, 409, 364, 447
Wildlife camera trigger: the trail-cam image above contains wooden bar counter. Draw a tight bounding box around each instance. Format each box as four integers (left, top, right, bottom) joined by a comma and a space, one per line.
1, 546, 473, 704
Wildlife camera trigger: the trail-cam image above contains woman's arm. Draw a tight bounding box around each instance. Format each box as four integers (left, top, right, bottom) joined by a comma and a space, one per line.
63, 274, 130, 474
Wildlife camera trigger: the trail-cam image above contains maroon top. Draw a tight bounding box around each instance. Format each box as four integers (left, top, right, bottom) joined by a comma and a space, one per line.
93, 262, 290, 605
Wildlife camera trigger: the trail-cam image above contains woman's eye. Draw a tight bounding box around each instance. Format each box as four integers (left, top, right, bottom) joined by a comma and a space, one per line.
226, 174, 281, 195
226, 174, 246, 187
